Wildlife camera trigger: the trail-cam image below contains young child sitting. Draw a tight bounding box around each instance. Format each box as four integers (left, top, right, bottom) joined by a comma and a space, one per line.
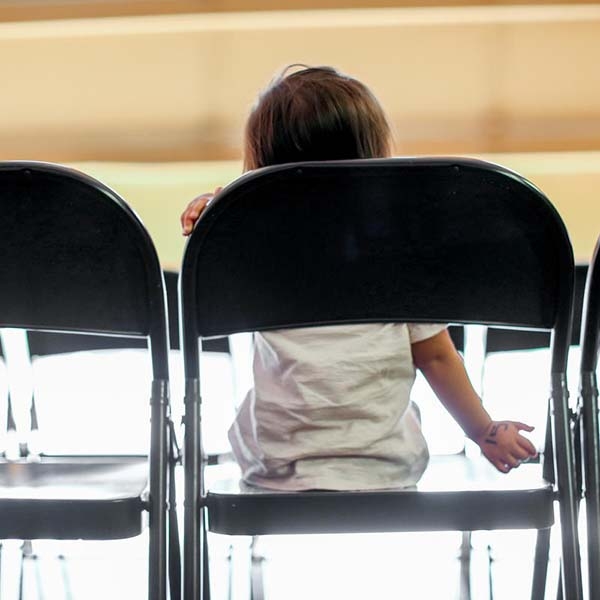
181, 65, 537, 491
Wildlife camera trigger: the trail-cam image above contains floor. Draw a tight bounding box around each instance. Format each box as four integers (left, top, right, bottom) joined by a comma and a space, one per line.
0, 521, 564, 600
0, 333, 580, 599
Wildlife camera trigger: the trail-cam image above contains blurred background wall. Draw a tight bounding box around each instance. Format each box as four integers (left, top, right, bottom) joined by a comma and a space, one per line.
1, 1, 599, 268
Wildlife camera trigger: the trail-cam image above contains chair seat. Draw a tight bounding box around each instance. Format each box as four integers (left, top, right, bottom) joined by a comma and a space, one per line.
206, 454, 554, 535
0, 456, 148, 540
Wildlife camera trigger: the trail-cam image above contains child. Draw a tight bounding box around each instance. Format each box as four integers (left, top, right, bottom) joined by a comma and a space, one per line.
181, 65, 537, 491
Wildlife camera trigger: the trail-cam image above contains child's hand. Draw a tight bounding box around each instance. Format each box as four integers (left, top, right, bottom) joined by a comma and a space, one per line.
181, 187, 223, 236
474, 421, 538, 473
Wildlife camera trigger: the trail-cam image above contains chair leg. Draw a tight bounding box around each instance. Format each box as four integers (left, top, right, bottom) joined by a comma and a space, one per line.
553, 568, 564, 600
228, 538, 252, 600
203, 512, 211, 600
550, 376, 584, 600
486, 543, 494, 600
531, 528, 551, 600
18, 540, 39, 600
226, 545, 233, 600
149, 381, 169, 600
18, 542, 26, 600
458, 531, 472, 600
18, 540, 44, 600
250, 537, 265, 600
32, 549, 44, 600
581, 371, 600, 600
25, 541, 57, 600
58, 554, 73, 600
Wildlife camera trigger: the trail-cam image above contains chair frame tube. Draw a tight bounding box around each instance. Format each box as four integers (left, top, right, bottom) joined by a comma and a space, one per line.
179, 157, 583, 600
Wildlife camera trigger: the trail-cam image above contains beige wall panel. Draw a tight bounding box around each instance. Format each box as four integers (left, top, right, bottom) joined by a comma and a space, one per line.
3, 1, 600, 22
0, 33, 212, 130
1, 7, 599, 161
530, 172, 600, 263
73, 152, 600, 269
501, 22, 600, 114
71, 160, 242, 269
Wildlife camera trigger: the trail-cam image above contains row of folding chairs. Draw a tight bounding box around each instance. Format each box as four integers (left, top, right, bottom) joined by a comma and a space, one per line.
0, 159, 599, 600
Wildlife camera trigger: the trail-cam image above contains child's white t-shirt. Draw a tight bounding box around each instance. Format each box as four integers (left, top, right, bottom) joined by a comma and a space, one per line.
228, 322, 447, 491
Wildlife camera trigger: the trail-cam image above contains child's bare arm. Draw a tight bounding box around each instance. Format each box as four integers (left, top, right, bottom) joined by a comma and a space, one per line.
411, 329, 537, 473
181, 187, 223, 236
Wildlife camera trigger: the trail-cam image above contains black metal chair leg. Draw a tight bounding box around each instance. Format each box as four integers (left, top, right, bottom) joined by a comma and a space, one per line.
202, 511, 211, 600
581, 372, 600, 600
531, 528, 551, 600
250, 537, 265, 600
58, 554, 73, 600
226, 545, 233, 600
18, 541, 30, 600
32, 551, 44, 600
551, 376, 584, 600
458, 531, 472, 600
557, 568, 563, 600
487, 543, 494, 600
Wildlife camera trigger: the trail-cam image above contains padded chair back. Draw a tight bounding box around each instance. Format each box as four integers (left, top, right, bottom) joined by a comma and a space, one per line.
25, 270, 228, 357
0, 162, 168, 376
580, 245, 600, 373
180, 157, 580, 600
486, 263, 587, 354
0, 161, 171, 600
578, 236, 600, 600
181, 158, 573, 370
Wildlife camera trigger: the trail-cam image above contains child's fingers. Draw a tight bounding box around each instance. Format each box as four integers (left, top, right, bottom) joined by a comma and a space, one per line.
517, 435, 538, 457
180, 201, 199, 233
512, 421, 535, 432
181, 189, 223, 235
504, 454, 522, 468
181, 208, 201, 235
181, 196, 210, 235
492, 459, 511, 474
189, 198, 208, 218
512, 445, 532, 461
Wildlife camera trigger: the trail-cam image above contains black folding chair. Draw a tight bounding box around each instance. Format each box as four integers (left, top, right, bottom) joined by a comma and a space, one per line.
482, 264, 588, 597
577, 238, 600, 600
0, 162, 175, 600
179, 157, 583, 600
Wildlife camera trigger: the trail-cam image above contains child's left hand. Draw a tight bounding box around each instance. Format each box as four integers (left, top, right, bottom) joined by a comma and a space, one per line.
181, 187, 223, 236
474, 420, 538, 473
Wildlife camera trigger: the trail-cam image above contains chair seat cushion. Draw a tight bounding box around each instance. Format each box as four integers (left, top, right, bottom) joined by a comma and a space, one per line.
0, 456, 148, 539
206, 454, 554, 535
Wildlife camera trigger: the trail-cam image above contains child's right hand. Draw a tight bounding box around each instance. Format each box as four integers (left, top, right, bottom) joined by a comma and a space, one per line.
474, 420, 538, 473
181, 187, 223, 236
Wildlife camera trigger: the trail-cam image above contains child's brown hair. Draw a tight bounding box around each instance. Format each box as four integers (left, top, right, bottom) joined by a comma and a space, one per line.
243, 65, 392, 171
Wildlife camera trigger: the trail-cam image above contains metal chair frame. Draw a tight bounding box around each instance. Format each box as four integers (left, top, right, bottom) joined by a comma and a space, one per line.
0, 162, 174, 600
577, 238, 600, 600
180, 157, 583, 600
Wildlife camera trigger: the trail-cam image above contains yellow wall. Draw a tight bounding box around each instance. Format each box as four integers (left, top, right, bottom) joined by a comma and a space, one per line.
73, 152, 600, 269
2, 5, 600, 161
2, 5, 599, 267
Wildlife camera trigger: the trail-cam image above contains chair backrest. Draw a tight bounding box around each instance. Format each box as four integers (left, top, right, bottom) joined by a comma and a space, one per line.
580, 239, 600, 373
25, 270, 228, 357
0, 161, 169, 379
486, 264, 587, 354
180, 157, 574, 378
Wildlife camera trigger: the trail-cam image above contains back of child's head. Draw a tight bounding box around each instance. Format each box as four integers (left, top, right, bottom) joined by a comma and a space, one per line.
243, 65, 392, 171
